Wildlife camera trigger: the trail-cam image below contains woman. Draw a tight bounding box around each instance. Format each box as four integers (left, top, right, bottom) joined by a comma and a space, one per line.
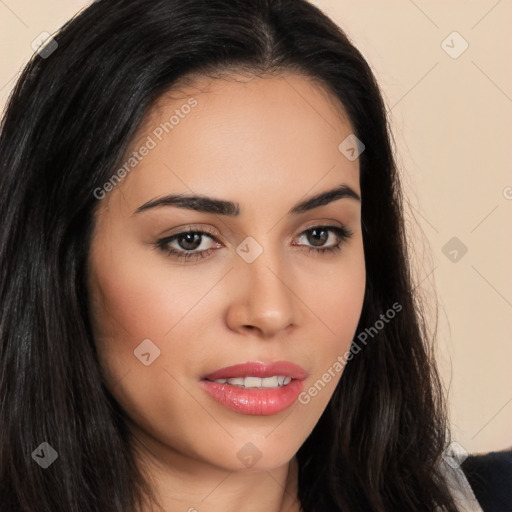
0, 0, 494, 510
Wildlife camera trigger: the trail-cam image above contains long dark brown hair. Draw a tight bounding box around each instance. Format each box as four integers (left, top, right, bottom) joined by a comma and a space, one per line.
0, 1, 458, 510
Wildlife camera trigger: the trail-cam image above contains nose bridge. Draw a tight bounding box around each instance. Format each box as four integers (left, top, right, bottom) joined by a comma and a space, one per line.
232, 235, 297, 334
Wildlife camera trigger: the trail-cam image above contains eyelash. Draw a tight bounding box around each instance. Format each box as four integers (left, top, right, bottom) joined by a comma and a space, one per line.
155, 225, 354, 262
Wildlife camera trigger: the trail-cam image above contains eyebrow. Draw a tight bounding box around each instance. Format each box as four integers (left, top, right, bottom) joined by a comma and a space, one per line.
134, 183, 360, 216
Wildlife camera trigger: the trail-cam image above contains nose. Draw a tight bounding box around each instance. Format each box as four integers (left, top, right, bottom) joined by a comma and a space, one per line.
225, 248, 300, 339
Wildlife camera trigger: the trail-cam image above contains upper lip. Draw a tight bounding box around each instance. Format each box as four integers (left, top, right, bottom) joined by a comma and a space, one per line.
202, 361, 308, 381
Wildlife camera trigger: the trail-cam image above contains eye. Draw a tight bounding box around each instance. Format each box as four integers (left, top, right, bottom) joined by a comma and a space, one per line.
294, 225, 353, 255
155, 224, 353, 262
155, 227, 221, 262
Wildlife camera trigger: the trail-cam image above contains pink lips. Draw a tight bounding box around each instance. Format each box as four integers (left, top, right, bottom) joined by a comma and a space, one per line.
200, 361, 308, 416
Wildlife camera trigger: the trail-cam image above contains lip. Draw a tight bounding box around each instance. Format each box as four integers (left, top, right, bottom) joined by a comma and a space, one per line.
201, 361, 308, 381
200, 361, 308, 416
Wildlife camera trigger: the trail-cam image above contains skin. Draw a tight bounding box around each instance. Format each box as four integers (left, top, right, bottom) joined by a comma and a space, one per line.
87, 72, 366, 512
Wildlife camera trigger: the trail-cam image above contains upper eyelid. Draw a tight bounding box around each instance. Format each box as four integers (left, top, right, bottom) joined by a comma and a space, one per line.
165, 220, 349, 237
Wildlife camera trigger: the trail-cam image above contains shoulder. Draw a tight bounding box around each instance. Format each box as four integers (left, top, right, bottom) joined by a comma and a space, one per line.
461, 447, 512, 512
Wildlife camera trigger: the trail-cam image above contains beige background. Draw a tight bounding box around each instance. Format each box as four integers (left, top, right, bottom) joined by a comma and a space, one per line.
1, 0, 511, 455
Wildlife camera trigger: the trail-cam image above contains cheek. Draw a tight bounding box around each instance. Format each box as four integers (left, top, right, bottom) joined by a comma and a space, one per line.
89, 245, 204, 342
307, 240, 366, 345
87, 239, 207, 391
298, 241, 365, 400
316, 271, 365, 336
88, 246, 213, 444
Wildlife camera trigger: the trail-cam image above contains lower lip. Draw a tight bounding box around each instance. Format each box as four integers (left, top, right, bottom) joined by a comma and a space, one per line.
200, 379, 305, 415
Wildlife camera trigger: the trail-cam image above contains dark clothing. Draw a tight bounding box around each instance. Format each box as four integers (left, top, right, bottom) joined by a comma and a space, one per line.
462, 448, 512, 512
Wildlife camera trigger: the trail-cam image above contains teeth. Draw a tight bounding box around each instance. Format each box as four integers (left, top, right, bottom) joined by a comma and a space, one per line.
245, 376, 263, 388
212, 375, 292, 388
261, 376, 279, 387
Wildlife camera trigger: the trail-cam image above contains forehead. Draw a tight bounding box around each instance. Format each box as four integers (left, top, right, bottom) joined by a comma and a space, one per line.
108, 72, 360, 213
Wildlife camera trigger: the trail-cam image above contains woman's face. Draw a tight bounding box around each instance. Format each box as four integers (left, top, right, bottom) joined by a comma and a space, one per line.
88, 72, 366, 473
